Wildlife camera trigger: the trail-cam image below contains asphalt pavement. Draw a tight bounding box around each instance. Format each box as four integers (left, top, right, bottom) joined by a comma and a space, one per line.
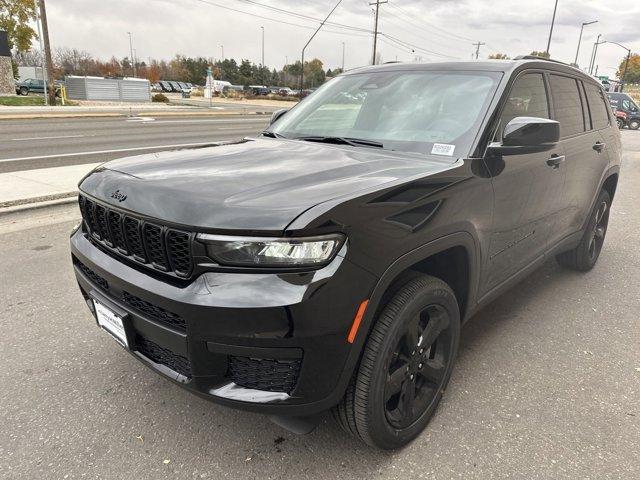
0, 115, 270, 173
0, 132, 638, 479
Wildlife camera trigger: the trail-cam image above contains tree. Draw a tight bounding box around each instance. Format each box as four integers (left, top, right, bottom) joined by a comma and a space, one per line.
0, 0, 37, 51
11, 58, 18, 79
616, 53, 640, 84
304, 58, 325, 88
529, 50, 550, 59
488, 53, 509, 59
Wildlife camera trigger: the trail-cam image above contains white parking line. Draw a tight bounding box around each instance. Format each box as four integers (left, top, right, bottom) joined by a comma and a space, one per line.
11, 134, 87, 141
0, 141, 221, 163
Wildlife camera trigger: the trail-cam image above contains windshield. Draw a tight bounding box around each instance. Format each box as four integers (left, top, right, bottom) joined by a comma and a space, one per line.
270, 69, 501, 157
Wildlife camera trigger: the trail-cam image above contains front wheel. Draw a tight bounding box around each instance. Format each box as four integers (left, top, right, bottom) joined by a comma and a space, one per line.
629, 119, 640, 130
333, 275, 460, 449
556, 190, 611, 271
19, 87, 28, 96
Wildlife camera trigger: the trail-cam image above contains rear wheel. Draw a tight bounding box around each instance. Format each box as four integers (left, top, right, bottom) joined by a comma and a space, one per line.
556, 190, 611, 271
629, 119, 640, 130
333, 275, 460, 449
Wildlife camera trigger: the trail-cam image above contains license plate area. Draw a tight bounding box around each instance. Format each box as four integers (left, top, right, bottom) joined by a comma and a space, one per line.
92, 294, 132, 348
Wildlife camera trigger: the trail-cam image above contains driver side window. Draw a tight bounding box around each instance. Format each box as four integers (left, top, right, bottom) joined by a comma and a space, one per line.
498, 73, 549, 140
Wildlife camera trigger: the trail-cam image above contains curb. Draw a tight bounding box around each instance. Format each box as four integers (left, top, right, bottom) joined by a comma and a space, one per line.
0, 193, 77, 216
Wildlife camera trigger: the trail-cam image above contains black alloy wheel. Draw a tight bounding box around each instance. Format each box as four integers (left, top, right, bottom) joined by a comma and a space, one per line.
556, 189, 611, 271
333, 275, 460, 449
384, 304, 453, 429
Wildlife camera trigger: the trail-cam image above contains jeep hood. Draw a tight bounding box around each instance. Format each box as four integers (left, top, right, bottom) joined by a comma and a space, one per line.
79, 138, 456, 232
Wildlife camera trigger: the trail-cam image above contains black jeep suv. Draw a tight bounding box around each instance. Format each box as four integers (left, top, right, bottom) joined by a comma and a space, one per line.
71, 57, 621, 449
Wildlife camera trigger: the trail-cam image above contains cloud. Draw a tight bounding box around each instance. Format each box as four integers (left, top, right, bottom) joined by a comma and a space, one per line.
39, 0, 638, 79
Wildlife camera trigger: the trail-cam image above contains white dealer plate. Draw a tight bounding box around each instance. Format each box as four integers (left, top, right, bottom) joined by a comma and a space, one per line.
94, 300, 128, 348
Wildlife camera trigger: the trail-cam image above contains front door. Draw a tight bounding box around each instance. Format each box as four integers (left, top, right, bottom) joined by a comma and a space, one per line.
482, 72, 566, 294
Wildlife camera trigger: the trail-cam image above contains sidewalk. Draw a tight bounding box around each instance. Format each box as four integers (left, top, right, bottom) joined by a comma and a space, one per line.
0, 162, 99, 210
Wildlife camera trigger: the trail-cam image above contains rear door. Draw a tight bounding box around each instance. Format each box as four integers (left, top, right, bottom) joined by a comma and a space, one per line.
484, 71, 566, 292
546, 73, 601, 242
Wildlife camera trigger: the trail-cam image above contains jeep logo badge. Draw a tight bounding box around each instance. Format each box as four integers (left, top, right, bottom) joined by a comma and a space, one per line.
110, 190, 127, 202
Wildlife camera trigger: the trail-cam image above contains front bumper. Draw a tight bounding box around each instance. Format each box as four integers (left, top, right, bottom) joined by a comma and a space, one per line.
70, 227, 376, 415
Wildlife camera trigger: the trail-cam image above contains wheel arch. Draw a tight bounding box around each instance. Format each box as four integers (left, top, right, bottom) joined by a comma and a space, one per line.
602, 172, 619, 202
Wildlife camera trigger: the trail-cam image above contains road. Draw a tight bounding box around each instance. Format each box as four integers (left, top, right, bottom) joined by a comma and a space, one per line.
1, 132, 639, 479
0, 115, 270, 174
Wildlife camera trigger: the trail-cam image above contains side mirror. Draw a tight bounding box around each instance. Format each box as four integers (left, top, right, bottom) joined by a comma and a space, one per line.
270, 108, 288, 125
490, 117, 559, 155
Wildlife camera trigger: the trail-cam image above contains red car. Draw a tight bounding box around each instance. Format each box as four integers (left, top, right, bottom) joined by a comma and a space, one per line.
614, 109, 628, 129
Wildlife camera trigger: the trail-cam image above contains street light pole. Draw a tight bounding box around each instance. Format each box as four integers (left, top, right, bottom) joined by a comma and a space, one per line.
341, 42, 345, 71
127, 32, 136, 77
589, 33, 601, 74
574, 20, 597, 67
260, 26, 265, 85
545, 0, 559, 56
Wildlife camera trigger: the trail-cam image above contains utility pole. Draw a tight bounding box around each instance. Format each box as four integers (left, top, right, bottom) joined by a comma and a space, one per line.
589, 34, 601, 74
341, 42, 345, 71
35, 2, 47, 106
260, 26, 265, 67
574, 20, 597, 67
300, 0, 343, 91
127, 32, 136, 77
38, 0, 56, 105
545, 0, 559, 57
472, 41, 485, 59
369, 0, 387, 65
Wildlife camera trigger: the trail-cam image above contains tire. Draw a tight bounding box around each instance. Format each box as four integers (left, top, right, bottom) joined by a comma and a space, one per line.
19, 87, 28, 96
629, 119, 640, 130
556, 190, 611, 271
333, 275, 460, 449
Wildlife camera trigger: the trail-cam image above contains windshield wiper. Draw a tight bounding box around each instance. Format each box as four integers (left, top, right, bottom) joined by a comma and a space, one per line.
261, 131, 286, 138
295, 136, 383, 149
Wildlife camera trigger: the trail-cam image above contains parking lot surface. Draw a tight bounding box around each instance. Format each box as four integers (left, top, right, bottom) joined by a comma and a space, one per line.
1, 132, 638, 479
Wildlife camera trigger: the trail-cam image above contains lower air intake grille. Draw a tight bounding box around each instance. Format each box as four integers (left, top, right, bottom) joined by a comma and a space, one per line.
122, 291, 186, 332
75, 260, 109, 291
135, 336, 192, 378
227, 356, 301, 394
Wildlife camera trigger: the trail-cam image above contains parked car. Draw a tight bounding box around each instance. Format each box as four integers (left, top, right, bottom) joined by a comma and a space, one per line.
278, 87, 294, 96
71, 57, 621, 450
151, 83, 163, 92
159, 81, 173, 92
614, 109, 628, 129
15, 78, 45, 95
178, 82, 191, 93
608, 92, 640, 130
168, 81, 182, 92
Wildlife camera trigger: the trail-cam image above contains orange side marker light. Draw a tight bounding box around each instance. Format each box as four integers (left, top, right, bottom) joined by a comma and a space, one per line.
347, 299, 370, 344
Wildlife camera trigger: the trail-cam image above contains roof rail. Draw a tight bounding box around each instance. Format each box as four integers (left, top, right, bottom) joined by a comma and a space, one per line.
513, 55, 573, 67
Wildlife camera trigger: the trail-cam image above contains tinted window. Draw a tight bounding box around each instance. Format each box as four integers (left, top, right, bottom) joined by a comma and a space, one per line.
498, 73, 548, 139
584, 83, 611, 130
549, 75, 585, 137
271, 71, 501, 156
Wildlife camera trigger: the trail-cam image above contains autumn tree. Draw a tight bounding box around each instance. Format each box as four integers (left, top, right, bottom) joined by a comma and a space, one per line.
616, 53, 640, 84
488, 53, 509, 59
0, 0, 37, 51
529, 51, 550, 59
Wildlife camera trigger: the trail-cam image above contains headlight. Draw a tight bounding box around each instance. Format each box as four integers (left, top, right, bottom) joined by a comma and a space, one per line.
197, 233, 345, 267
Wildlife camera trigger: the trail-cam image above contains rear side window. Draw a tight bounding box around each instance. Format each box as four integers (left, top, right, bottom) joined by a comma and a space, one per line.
498, 73, 549, 139
549, 74, 585, 137
584, 83, 611, 130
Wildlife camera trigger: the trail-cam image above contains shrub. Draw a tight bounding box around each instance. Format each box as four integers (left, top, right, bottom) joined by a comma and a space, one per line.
152, 93, 169, 103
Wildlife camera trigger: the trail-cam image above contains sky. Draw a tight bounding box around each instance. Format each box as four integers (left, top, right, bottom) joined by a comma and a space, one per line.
39, 0, 640, 79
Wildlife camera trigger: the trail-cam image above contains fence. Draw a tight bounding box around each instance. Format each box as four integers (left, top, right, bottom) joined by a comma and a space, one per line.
65, 76, 150, 102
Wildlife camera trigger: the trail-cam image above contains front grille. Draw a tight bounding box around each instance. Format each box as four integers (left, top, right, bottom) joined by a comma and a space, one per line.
78, 195, 194, 278
136, 335, 192, 378
122, 291, 186, 332
75, 260, 109, 291
227, 356, 301, 394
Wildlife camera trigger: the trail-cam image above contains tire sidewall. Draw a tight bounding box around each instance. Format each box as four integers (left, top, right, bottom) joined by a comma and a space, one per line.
578, 190, 611, 269
362, 280, 460, 449
630, 120, 640, 130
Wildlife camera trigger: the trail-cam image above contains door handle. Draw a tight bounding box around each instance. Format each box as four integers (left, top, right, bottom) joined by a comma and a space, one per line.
546, 154, 565, 169
593, 141, 606, 152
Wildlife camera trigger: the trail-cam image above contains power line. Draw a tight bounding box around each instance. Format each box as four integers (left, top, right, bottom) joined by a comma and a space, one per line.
387, 2, 476, 43
381, 33, 459, 59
